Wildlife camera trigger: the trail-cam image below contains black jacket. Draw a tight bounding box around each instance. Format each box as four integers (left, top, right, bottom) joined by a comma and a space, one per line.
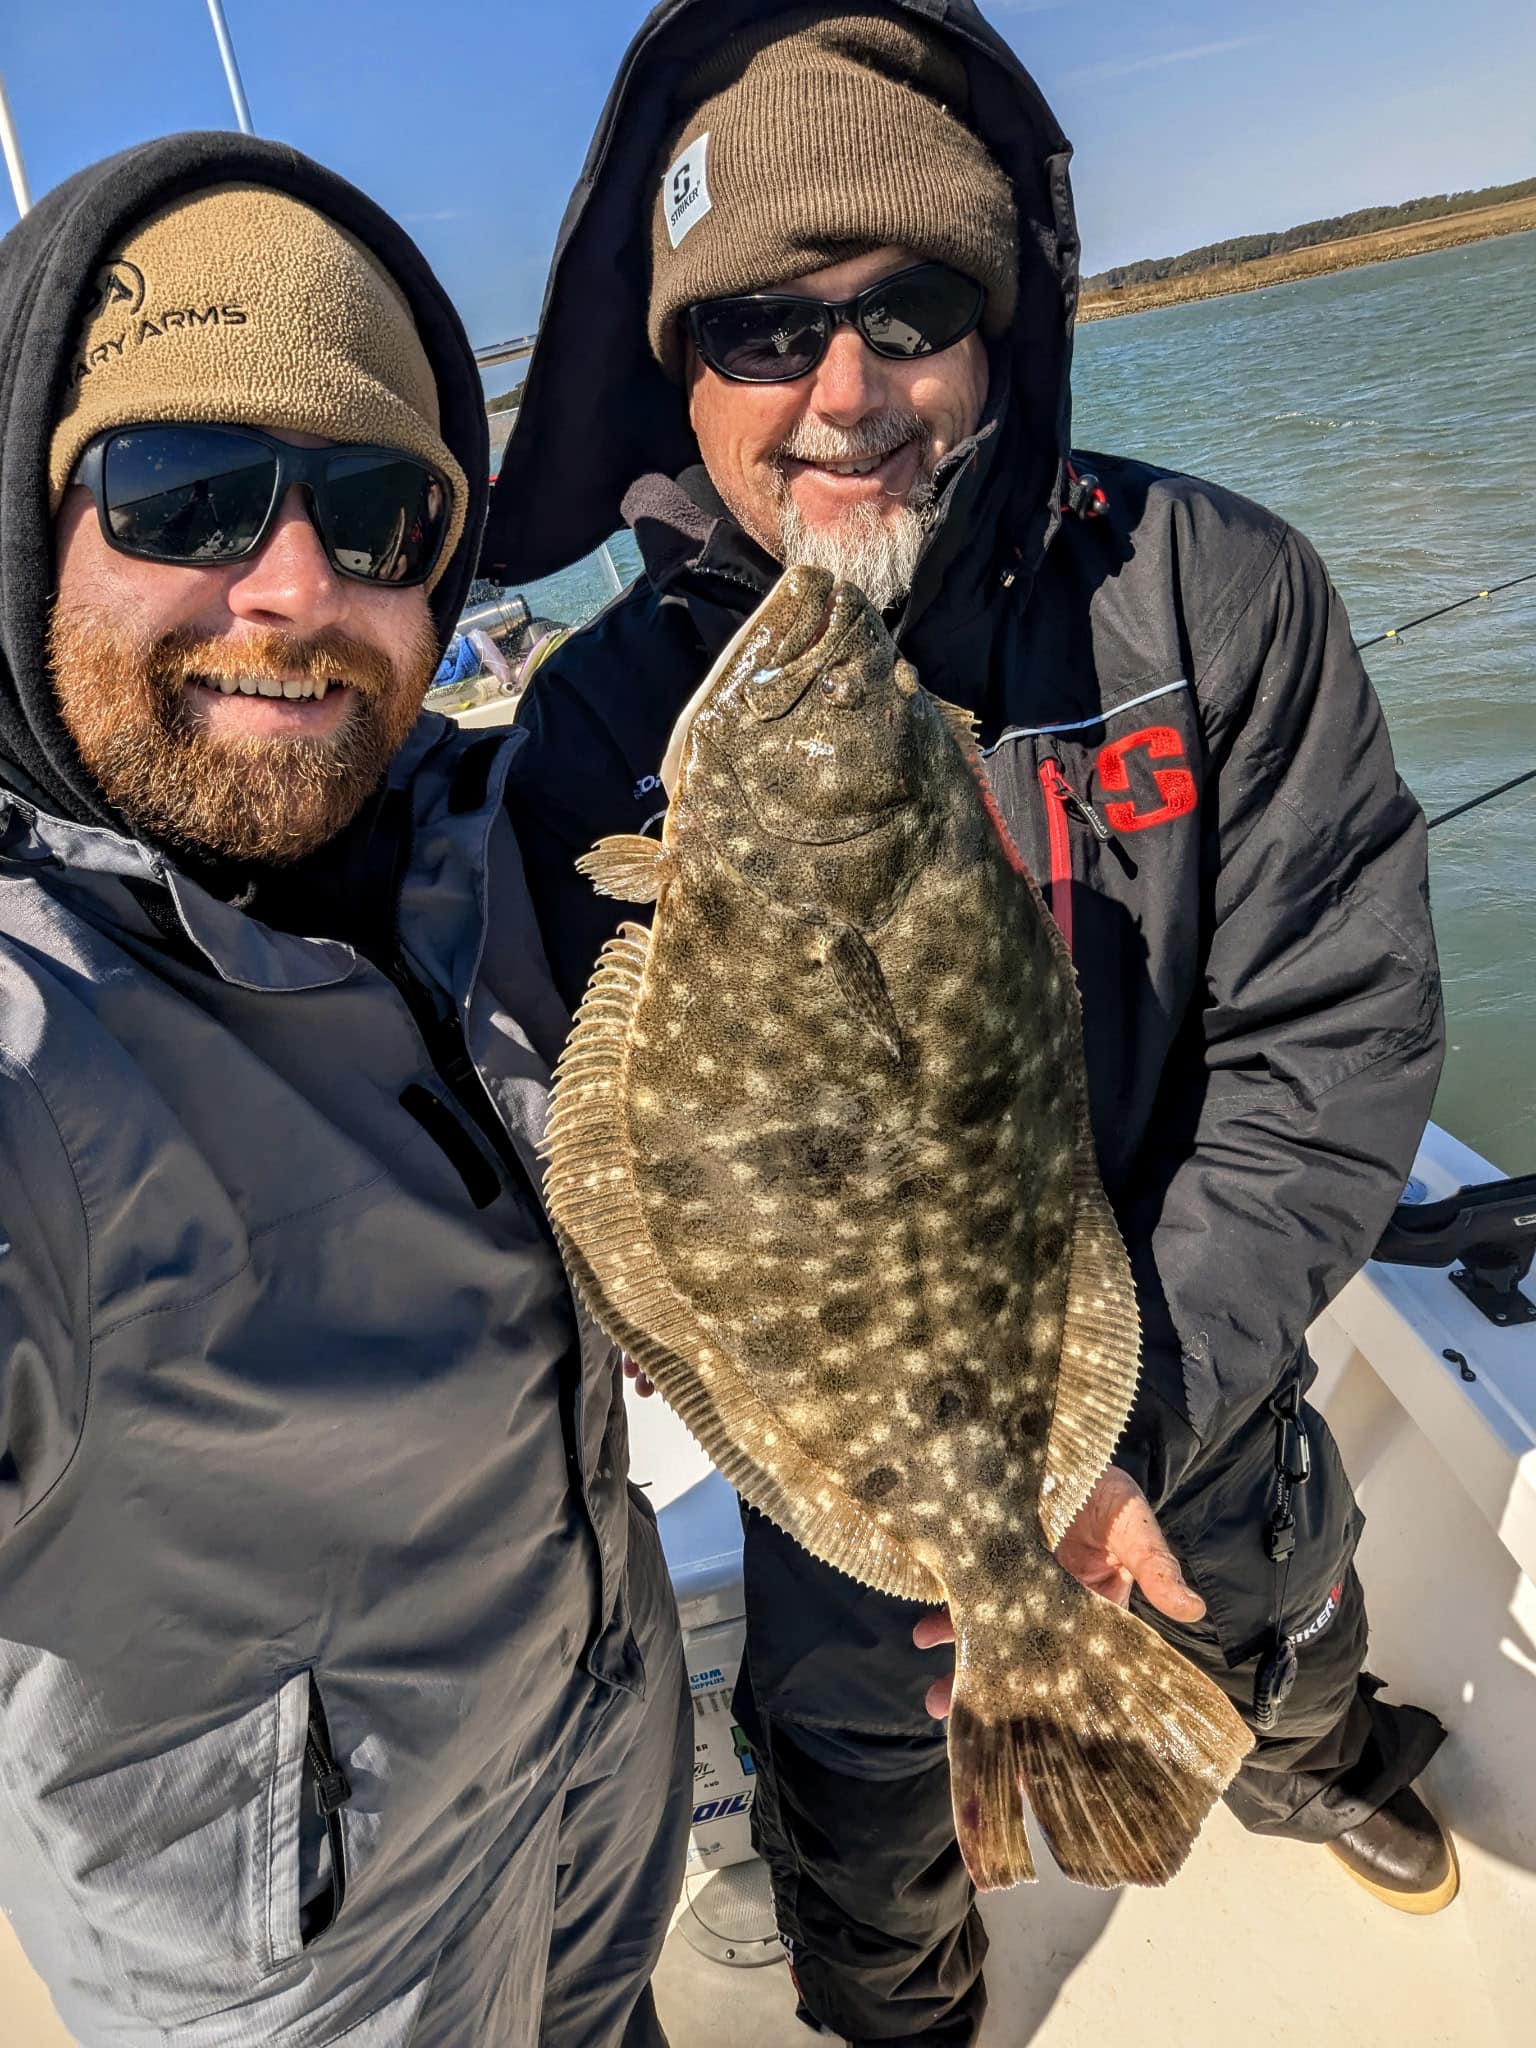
493, 0, 1444, 1516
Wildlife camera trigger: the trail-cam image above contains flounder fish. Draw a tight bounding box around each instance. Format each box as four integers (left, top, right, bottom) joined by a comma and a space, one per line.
545, 567, 1253, 1889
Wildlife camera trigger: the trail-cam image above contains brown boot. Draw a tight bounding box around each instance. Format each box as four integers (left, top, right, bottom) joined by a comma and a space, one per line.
1327, 1784, 1459, 1914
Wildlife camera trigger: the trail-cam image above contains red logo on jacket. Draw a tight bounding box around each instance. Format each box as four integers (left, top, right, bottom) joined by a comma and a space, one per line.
1096, 725, 1198, 833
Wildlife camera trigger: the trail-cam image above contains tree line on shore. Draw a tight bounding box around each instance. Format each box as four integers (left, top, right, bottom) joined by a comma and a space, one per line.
1085, 174, 1536, 292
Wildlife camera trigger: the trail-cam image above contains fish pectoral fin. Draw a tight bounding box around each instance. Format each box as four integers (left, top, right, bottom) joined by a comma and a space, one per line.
1038, 1105, 1143, 1552
826, 925, 903, 1064
575, 835, 672, 903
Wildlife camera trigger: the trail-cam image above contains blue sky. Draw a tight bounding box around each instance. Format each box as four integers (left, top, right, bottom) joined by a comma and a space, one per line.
5, 0, 1534, 393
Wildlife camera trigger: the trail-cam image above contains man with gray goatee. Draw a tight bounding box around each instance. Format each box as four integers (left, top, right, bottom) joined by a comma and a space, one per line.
489, 3, 1458, 2041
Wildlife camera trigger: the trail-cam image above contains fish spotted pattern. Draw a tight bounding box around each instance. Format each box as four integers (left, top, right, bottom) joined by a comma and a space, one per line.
545, 568, 1252, 1889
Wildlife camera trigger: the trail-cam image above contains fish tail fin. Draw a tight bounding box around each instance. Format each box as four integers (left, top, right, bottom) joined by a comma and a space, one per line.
948, 1588, 1253, 1893
948, 1688, 1038, 1890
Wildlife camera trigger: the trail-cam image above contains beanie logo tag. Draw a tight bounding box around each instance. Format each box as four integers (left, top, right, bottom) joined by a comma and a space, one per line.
87, 260, 146, 321
664, 133, 713, 249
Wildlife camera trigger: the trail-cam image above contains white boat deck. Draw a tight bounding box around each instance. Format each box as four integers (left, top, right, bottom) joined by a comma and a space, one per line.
652, 1786, 1514, 2048
0, 1747, 1516, 2048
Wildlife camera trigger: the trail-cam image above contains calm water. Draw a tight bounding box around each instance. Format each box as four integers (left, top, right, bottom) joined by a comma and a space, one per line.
524, 233, 1536, 1171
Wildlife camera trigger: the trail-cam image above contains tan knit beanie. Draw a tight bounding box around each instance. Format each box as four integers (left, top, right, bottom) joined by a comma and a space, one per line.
648, 6, 1018, 376
49, 184, 468, 589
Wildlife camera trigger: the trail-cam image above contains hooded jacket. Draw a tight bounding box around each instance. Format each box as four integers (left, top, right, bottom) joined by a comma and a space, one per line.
491, 0, 1444, 1633
0, 137, 666, 2047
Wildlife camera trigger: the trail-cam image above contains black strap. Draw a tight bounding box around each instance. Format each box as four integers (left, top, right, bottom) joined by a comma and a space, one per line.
1254, 1381, 1310, 1730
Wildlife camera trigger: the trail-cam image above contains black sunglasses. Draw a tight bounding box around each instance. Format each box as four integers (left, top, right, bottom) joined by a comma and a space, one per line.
71, 423, 453, 586
687, 260, 985, 385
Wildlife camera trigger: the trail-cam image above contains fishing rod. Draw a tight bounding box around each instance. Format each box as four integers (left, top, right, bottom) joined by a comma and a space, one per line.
1355, 568, 1536, 652
1348, 564, 1536, 831
1426, 767, 1536, 832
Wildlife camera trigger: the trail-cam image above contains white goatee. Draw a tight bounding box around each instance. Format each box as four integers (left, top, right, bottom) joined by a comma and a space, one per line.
772, 412, 937, 613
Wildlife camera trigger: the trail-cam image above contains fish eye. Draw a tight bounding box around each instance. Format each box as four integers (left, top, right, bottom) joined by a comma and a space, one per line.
818, 667, 868, 708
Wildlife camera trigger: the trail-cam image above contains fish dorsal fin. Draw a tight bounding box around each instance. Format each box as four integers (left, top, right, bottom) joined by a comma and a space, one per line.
1037, 1100, 1142, 1552
575, 834, 672, 903
930, 694, 981, 754
826, 925, 903, 1063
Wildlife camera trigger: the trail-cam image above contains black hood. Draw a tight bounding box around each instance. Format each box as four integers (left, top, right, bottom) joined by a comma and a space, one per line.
482, 0, 1079, 585
0, 132, 489, 832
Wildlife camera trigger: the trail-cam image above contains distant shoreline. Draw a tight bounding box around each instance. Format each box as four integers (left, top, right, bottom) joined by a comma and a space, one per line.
1078, 196, 1536, 323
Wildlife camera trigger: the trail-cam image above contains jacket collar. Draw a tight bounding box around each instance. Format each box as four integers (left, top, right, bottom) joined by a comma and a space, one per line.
0, 716, 513, 997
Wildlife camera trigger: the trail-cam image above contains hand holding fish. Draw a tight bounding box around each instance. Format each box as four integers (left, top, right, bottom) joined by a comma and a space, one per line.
1053, 1466, 1205, 1620
915, 1467, 1206, 1718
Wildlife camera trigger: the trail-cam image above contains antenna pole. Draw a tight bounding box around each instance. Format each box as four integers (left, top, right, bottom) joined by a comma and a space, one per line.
0, 67, 32, 218
205, 0, 256, 135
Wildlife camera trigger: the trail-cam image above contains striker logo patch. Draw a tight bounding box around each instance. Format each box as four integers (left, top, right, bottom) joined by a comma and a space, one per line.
1289, 1580, 1345, 1647
664, 133, 713, 248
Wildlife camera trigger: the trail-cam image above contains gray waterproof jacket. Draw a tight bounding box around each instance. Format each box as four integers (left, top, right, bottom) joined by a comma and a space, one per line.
0, 130, 674, 2047
0, 715, 653, 2044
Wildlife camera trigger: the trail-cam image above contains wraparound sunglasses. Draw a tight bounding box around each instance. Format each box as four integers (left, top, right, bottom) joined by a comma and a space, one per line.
686, 260, 986, 385
71, 423, 453, 586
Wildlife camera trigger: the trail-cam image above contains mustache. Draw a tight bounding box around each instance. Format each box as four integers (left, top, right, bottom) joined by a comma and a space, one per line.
774, 411, 929, 469
148, 625, 403, 699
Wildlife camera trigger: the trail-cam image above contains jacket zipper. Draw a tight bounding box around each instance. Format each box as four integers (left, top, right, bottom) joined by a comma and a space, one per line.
384, 951, 534, 1202
301, 1674, 351, 1942
1037, 756, 1111, 955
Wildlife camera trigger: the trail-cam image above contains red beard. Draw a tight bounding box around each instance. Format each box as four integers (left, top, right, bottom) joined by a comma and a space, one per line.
48, 606, 439, 864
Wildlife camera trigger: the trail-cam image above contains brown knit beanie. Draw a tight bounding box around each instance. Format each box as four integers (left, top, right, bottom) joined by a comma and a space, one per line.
648, 6, 1018, 376
49, 184, 468, 590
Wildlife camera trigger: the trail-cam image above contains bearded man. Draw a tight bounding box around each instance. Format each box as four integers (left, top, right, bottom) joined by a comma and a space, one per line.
487, 5, 1457, 2044
0, 137, 686, 2047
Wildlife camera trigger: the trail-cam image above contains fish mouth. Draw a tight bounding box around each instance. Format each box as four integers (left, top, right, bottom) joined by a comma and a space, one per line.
740, 578, 862, 724
771, 572, 842, 670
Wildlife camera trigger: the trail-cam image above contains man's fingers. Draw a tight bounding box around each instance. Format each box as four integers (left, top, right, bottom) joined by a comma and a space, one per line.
1111, 1492, 1206, 1622
620, 1356, 656, 1399
1141, 1563, 1206, 1623
1089, 1564, 1135, 1607
912, 1609, 955, 1650
914, 1610, 955, 1718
